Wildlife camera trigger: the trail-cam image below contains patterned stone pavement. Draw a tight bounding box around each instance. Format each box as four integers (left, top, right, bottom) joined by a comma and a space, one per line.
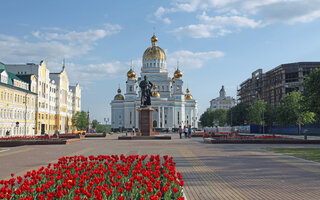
1, 133, 320, 200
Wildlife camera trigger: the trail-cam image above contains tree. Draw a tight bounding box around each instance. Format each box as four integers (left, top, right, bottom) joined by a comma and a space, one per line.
248, 100, 267, 125
91, 120, 98, 129
264, 103, 277, 129
213, 109, 227, 126
303, 68, 320, 120
72, 111, 89, 131
277, 91, 315, 134
199, 109, 214, 127
227, 103, 249, 126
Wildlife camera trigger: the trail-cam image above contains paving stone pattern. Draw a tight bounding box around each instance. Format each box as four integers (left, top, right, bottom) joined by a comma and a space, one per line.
0, 134, 320, 200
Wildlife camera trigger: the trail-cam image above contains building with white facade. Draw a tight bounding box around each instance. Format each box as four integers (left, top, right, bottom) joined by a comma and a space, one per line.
210, 86, 236, 111
0, 62, 37, 137
110, 34, 198, 131
5, 61, 81, 135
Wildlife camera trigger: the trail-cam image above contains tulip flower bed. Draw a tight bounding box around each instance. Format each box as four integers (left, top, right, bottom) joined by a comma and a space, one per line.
0, 154, 185, 200
204, 135, 320, 144
0, 136, 52, 141
0, 136, 72, 147
58, 133, 83, 139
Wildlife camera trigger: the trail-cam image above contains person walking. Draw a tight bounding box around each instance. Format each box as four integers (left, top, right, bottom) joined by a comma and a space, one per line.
184, 126, 188, 138
188, 125, 192, 138
178, 126, 183, 139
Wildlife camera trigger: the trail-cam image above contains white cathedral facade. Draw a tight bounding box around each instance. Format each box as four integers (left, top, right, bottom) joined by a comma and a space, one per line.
110, 34, 198, 131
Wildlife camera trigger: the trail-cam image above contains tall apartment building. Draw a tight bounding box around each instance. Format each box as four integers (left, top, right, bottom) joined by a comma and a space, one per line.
238, 62, 320, 106
0, 62, 37, 137
5, 61, 81, 135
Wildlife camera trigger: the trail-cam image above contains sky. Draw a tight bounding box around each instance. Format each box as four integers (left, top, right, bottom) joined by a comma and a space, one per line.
1, 0, 320, 122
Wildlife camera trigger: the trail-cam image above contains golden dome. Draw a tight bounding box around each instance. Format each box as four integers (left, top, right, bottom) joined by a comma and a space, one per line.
184, 88, 193, 100
127, 68, 136, 79
174, 68, 183, 79
143, 34, 166, 60
114, 88, 124, 100
152, 85, 160, 98
171, 77, 175, 83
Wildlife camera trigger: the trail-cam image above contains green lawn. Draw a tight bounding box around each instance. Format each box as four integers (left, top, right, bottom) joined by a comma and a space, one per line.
266, 148, 320, 162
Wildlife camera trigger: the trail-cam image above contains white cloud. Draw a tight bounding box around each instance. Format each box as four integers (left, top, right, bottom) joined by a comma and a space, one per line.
47, 61, 127, 86
172, 24, 216, 38
154, 0, 320, 38
167, 50, 224, 69
154, 6, 174, 24
0, 24, 121, 63
32, 24, 121, 42
198, 12, 262, 28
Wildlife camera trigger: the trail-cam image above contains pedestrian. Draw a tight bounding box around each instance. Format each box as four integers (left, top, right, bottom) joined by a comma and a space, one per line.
184, 126, 188, 138
188, 125, 192, 138
126, 129, 128, 136
132, 127, 135, 136
178, 126, 183, 139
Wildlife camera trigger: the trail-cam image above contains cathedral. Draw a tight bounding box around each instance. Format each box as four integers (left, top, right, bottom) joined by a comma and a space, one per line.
110, 34, 198, 131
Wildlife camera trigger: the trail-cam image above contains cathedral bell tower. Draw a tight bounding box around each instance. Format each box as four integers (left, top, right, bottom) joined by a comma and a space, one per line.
172, 65, 184, 100
125, 66, 137, 100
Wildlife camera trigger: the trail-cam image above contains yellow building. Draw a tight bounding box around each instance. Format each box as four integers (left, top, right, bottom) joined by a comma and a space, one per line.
0, 62, 37, 137
5, 60, 81, 135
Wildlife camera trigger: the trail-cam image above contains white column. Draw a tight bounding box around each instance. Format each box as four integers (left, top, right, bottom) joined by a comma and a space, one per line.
162, 106, 165, 128
158, 106, 160, 128
171, 107, 175, 130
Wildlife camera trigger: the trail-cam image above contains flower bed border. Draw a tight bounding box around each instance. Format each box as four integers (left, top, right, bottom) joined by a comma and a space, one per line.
0, 138, 80, 147
118, 135, 171, 140
85, 133, 108, 138
58, 133, 84, 139
203, 138, 320, 144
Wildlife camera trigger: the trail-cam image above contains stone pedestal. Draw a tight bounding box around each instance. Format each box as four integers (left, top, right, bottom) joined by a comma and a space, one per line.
137, 107, 154, 136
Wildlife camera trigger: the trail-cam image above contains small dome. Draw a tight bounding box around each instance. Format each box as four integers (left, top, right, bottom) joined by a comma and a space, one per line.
114, 88, 124, 100
184, 88, 193, 100
152, 85, 160, 98
127, 68, 136, 79
174, 68, 183, 79
151, 34, 158, 43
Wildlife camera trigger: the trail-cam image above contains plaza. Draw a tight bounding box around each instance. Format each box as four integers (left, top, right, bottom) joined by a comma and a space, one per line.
1, 134, 320, 200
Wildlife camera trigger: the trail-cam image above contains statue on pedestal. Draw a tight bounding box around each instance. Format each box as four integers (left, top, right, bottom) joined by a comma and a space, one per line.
139, 75, 153, 106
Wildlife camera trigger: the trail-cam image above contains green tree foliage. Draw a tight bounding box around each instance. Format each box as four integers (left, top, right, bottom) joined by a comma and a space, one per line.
264, 103, 277, 127
200, 109, 227, 127
199, 109, 214, 127
227, 103, 249, 126
213, 109, 227, 126
72, 111, 89, 130
248, 100, 267, 125
303, 68, 320, 120
277, 91, 315, 126
91, 120, 98, 129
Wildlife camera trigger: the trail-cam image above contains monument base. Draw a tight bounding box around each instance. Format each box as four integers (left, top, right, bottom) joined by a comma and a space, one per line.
137, 106, 154, 136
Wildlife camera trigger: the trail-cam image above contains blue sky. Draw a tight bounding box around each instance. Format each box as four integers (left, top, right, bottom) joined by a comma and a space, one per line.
1, 0, 320, 122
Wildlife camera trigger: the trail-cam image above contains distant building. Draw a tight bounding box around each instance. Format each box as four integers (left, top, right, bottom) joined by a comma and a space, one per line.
210, 86, 236, 111
237, 62, 320, 106
0, 62, 37, 137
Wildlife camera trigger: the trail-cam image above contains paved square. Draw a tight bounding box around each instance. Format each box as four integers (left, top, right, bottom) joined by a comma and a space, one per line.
1, 134, 320, 200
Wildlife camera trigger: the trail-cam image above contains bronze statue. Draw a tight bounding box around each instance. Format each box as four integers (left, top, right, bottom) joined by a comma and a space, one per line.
139, 75, 153, 106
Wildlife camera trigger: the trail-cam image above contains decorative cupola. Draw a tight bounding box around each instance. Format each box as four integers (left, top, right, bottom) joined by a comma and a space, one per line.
184, 88, 193, 100
127, 68, 136, 79
152, 85, 160, 98
114, 88, 124, 100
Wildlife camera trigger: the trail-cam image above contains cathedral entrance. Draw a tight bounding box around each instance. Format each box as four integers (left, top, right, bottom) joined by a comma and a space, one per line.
153, 120, 157, 128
